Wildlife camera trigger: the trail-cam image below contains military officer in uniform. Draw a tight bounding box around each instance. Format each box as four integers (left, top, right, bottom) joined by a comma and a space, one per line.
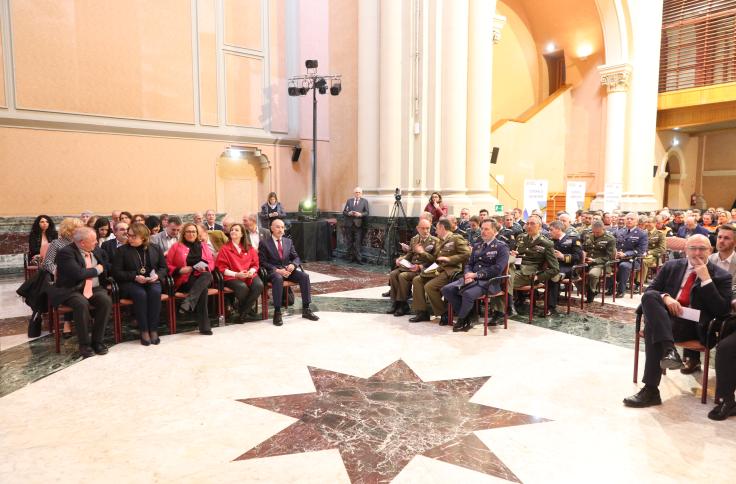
578, 211, 595, 240
610, 212, 648, 297
547, 221, 583, 313
583, 220, 617, 302
641, 216, 666, 285
510, 215, 560, 312
441, 219, 509, 331
386, 219, 438, 316
558, 213, 577, 236
497, 213, 521, 250
409, 218, 471, 324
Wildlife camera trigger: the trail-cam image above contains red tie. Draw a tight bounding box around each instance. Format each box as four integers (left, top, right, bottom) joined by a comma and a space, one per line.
677, 271, 697, 307
83, 252, 94, 299
277, 239, 284, 259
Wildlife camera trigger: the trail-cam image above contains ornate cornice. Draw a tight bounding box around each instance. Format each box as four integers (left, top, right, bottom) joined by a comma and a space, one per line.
598, 63, 633, 93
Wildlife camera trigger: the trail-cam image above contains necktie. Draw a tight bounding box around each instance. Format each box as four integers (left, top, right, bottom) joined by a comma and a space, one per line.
277, 239, 284, 259
677, 271, 697, 307
354, 198, 359, 208
83, 252, 94, 299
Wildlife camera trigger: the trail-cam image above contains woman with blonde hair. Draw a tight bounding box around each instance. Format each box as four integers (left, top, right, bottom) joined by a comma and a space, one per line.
113, 223, 168, 345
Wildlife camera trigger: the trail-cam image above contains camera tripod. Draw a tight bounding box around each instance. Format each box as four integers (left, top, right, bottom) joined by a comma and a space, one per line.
377, 198, 411, 266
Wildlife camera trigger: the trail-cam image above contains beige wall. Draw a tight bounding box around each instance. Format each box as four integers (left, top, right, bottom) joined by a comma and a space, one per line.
701, 130, 736, 208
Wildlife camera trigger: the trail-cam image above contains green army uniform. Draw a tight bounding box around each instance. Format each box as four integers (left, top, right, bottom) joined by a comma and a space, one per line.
641, 228, 666, 282
412, 232, 470, 316
388, 233, 438, 303
583, 231, 617, 294
510, 233, 560, 290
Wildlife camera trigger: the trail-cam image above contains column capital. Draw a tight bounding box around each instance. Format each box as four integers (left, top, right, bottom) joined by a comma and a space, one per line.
598, 63, 632, 93
492, 14, 506, 44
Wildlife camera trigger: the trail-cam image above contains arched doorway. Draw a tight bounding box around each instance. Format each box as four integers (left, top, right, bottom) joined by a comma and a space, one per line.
663, 152, 681, 208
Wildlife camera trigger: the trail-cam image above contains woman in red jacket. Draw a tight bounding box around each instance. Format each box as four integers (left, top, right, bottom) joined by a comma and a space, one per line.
166, 222, 215, 335
215, 223, 263, 322
423, 192, 448, 225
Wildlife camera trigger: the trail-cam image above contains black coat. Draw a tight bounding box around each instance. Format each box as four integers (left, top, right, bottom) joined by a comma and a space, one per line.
47, 244, 110, 306
101, 238, 123, 265
112, 244, 168, 282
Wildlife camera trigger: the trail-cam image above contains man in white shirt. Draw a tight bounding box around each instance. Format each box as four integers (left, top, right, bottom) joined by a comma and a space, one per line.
151, 215, 182, 256
708, 224, 736, 313
243, 213, 270, 250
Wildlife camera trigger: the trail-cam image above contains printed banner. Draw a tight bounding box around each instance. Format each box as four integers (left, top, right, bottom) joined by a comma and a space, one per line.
565, 181, 586, 214
523, 179, 548, 221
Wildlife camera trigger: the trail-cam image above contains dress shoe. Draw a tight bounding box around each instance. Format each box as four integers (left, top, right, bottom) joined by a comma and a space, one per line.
615, 291, 624, 298
151, 333, 161, 345
178, 301, 193, 315
199, 328, 213, 335
302, 308, 320, 321
460, 320, 474, 332
439, 313, 449, 326
546, 307, 559, 316
707, 399, 736, 421
386, 302, 398, 314
273, 311, 283, 326
382, 291, 390, 298
660, 347, 684, 370
408, 311, 430, 323
680, 358, 702, 374
92, 343, 108, 355
394, 303, 410, 317
488, 311, 504, 326
140, 338, 151, 346
452, 317, 468, 332
79, 345, 95, 359
242, 311, 261, 322
586, 288, 596, 303
623, 386, 662, 408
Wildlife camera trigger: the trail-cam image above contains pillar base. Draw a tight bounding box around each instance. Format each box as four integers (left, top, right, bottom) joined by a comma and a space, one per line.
589, 192, 659, 212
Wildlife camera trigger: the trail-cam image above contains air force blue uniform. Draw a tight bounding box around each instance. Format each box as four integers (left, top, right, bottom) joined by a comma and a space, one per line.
441, 238, 509, 319
614, 227, 648, 295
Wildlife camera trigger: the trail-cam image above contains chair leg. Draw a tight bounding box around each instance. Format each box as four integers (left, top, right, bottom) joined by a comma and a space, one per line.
448, 304, 454, 326
169, 298, 177, 334
633, 333, 640, 383
53, 309, 61, 353
566, 280, 571, 314
580, 272, 586, 310
702, 349, 710, 404
543, 282, 548, 316
483, 297, 489, 336
262, 290, 269, 320
612, 270, 617, 303
528, 290, 534, 323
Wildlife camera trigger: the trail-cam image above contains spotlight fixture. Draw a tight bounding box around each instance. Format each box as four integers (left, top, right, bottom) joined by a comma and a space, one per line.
546, 42, 556, 53
299, 80, 309, 96
305, 59, 318, 69
288, 80, 298, 97
315, 77, 328, 95
330, 79, 342, 96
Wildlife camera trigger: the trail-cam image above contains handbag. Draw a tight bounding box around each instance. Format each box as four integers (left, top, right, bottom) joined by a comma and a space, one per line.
28, 312, 43, 338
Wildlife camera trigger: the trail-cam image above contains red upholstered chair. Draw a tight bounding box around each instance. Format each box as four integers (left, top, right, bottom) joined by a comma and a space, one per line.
446, 270, 510, 335
597, 259, 620, 306
259, 268, 300, 320
633, 309, 722, 404
171, 273, 222, 329
213, 270, 260, 322
24, 254, 39, 281
628, 255, 646, 298
512, 270, 548, 323
560, 263, 588, 314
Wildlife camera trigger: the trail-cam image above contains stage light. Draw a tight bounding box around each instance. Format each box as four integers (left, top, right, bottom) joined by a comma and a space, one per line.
299, 80, 309, 95
330, 79, 341, 96
303, 199, 313, 209
305, 59, 318, 69
546, 42, 556, 53
288, 80, 299, 96
315, 77, 327, 94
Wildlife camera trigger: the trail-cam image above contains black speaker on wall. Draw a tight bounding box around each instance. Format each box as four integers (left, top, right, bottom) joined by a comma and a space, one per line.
490, 146, 500, 164
291, 146, 302, 162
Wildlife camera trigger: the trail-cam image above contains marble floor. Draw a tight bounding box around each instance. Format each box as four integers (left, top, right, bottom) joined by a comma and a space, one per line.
1, 261, 734, 483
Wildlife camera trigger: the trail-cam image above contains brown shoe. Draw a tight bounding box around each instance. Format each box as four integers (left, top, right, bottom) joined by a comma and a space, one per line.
680, 358, 702, 374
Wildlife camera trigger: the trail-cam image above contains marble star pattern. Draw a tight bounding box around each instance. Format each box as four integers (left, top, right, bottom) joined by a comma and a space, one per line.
236, 360, 549, 483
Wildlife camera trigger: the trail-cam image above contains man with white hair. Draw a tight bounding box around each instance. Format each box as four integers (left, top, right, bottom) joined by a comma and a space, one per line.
48, 227, 112, 359
342, 186, 370, 264
624, 234, 732, 409
243, 213, 270, 250
677, 215, 709, 238
610, 212, 648, 297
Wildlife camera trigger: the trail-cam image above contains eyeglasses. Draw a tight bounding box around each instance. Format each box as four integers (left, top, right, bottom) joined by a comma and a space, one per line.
686, 246, 709, 252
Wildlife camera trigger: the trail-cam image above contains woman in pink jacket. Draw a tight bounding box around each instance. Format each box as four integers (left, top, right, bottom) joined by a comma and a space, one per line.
166, 222, 215, 335
215, 223, 263, 322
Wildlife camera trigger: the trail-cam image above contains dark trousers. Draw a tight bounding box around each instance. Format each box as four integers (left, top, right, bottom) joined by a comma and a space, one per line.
615, 260, 640, 294
345, 224, 364, 260
547, 267, 572, 309
120, 281, 162, 332
179, 272, 212, 331
716, 322, 736, 401
62, 287, 111, 346
268, 270, 311, 310
224, 277, 264, 312
641, 291, 700, 387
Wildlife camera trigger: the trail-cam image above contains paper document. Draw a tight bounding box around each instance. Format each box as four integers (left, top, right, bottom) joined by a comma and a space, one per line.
515, 257, 523, 265
679, 307, 700, 322
423, 263, 439, 273
399, 259, 413, 269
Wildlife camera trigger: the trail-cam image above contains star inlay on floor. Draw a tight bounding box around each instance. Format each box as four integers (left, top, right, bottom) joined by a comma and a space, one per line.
236, 360, 549, 483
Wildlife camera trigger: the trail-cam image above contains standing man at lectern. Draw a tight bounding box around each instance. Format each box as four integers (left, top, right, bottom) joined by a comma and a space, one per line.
343, 187, 370, 264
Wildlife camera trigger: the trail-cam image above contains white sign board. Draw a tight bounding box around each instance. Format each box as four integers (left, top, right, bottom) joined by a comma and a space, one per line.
603, 182, 623, 212
523, 179, 549, 221
566, 181, 586, 214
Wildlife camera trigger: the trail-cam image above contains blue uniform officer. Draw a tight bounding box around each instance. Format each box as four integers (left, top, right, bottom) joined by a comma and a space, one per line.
612, 212, 648, 296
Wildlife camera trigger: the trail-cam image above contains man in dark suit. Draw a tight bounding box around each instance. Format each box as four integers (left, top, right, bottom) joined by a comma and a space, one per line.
244, 213, 271, 250
204, 209, 223, 231
259, 219, 319, 326
624, 234, 732, 408
48, 227, 113, 358
101, 221, 129, 263
342, 187, 369, 264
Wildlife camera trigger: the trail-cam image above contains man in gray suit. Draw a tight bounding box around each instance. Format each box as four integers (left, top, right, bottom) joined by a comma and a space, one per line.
243, 213, 271, 250
709, 224, 736, 313
343, 186, 370, 264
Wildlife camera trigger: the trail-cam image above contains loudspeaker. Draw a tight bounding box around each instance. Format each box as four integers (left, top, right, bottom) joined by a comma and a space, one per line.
490, 147, 500, 164
652, 166, 658, 177
291, 146, 302, 162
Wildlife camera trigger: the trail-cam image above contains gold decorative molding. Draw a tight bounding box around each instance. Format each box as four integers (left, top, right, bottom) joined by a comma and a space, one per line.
658, 81, 736, 110
598, 63, 632, 93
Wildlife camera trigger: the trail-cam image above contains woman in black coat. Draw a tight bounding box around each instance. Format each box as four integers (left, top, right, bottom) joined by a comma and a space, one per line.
112, 222, 168, 346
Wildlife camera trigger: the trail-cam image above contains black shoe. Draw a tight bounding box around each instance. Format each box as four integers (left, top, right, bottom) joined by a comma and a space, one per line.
302, 308, 320, 321
243, 311, 261, 322
660, 347, 684, 370
394, 303, 410, 317
386, 302, 398, 314
382, 291, 390, 298
615, 291, 624, 298
586, 288, 595, 303
140, 338, 151, 346
680, 358, 702, 374
707, 399, 736, 421
489, 311, 504, 326
178, 301, 193, 315
460, 320, 475, 332
605, 288, 614, 296
439, 313, 449, 326
199, 328, 213, 335
151, 337, 161, 345
408, 311, 430, 323
546, 307, 559, 316
452, 317, 467, 332
92, 343, 108, 355
79, 345, 95, 359
623, 386, 662, 408
273, 311, 283, 326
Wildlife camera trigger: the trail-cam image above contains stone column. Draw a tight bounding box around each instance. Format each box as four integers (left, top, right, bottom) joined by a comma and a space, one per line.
357, 0, 380, 193
465, 1, 497, 194
590, 63, 631, 211
438, 0, 469, 211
